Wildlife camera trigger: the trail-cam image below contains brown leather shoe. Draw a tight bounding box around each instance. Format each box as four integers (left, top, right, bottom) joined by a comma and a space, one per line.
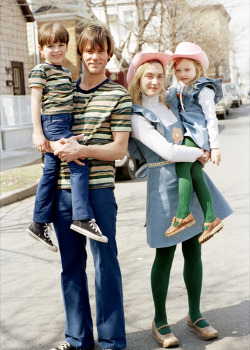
198, 217, 224, 244
152, 320, 179, 348
165, 213, 196, 237
186, 314, 218, 340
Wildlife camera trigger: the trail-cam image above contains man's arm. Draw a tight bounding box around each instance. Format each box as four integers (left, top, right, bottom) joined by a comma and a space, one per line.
54, 131, 130, 162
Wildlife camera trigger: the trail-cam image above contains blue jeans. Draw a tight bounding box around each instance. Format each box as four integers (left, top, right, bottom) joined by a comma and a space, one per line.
33, 113, 93, 223
53, 188, 126, 350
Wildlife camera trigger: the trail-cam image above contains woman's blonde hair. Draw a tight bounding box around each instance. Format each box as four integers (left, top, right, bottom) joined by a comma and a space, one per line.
128, 60, 168, 106
171, 58, 206, 90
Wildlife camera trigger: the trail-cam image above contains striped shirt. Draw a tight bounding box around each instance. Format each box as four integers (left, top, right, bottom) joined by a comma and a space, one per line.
57, 78, 132, 190
29, 63, 73, 114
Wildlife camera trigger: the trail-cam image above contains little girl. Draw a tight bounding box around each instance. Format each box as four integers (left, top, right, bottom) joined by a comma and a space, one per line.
165, 42, 224, 244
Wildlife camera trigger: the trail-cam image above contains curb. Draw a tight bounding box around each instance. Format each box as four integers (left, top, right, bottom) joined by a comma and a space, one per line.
0, 182, 38, 207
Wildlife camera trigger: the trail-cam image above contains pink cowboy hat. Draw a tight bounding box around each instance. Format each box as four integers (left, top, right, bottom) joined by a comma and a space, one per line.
172, 42, 209, 71
127, 50, 173, 85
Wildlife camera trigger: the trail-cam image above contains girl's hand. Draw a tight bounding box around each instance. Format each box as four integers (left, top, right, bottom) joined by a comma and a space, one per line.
210, 148, 221, 166
197, 150, 210, 168
32, 132, 49, 152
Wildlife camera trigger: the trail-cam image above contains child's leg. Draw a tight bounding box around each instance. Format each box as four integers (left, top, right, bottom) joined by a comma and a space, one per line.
33, 151, 61, 223
175, 161, 193, 220
190, 161, 216, 223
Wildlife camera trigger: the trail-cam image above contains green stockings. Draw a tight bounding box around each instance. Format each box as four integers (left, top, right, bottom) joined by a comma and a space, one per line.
175, 137, 216, 224
151, 235, 209, 335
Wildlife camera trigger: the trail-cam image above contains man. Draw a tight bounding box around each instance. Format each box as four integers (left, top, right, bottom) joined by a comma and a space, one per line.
50, 25, 132, 350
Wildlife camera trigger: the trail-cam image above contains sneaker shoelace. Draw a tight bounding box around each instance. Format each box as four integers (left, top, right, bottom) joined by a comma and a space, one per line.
43, 223, 52, 240
89, 219, 102, 235
55, 342, 71, 350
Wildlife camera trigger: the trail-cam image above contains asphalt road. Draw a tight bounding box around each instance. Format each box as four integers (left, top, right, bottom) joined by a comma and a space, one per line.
1, 103, 249, 350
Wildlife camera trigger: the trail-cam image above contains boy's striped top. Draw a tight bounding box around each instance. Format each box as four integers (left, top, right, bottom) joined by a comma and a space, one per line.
29, 63, 73, 114
57, 78, 132, 190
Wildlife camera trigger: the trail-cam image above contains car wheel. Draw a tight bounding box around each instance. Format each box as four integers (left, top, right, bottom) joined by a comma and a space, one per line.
116, 157, 137, 180
235, 101, 240, 107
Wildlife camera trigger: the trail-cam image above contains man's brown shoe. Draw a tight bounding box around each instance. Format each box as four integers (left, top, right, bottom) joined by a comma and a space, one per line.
165, 213, 196, 237
152, 320, 179, 348
198, 217, 223, 244
186, 314, 218, 340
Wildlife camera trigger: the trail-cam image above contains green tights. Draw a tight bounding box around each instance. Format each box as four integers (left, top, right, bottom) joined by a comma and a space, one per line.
151, 234, 209, 335
175, 137, 216, 225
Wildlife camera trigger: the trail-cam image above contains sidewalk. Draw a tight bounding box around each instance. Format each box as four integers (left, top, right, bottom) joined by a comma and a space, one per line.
0, 147, 41, 206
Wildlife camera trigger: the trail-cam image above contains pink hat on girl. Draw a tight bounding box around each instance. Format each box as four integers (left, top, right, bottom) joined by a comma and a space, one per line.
127, 50, 173, 85
172, 42, 209, 71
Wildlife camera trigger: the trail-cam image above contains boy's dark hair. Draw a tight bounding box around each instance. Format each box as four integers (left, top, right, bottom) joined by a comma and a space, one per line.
77, 24, 114, 58
38, 23, 69, 48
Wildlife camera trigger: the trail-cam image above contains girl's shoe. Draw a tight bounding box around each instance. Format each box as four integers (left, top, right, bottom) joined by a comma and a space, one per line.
152, 320, 179, 348
186, 314, 218, 340
198, 217, 223, 244
165, 213, 196, 237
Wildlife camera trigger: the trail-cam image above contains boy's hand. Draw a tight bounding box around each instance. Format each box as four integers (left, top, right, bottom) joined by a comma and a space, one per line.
210, 148, 221, 166
32, 132, 49, 152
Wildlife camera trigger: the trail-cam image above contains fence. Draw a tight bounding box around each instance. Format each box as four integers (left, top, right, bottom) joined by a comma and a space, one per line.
0, 95, 32, 151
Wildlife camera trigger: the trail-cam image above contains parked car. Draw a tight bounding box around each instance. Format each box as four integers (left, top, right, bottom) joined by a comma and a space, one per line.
216, 84, 233, 119
224, 83, 243, 107
115, 151, 141, 180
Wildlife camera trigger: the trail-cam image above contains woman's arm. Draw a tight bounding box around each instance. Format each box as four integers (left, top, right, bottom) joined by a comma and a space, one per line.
131, 114, 203, 162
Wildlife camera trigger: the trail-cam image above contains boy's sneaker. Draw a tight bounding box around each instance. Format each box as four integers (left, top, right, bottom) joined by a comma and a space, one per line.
50, 341, 94, 350
26, 222, 58, 252
70, 219, 108, 243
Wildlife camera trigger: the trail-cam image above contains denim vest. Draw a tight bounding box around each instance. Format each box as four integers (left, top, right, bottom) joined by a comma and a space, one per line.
129, 96, 232, 248
170, 77, 223, 151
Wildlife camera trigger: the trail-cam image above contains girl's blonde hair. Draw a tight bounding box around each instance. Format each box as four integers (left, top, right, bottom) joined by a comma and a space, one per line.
128, 60, 168, 107
171, 58, 206, 89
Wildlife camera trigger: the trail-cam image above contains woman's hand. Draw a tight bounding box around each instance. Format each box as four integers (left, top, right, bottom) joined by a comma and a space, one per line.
197, 150, 210, 168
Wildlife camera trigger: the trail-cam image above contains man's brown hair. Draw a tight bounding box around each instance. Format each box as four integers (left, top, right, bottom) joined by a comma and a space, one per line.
38, 23, 69, 48
77, 24, 114, 58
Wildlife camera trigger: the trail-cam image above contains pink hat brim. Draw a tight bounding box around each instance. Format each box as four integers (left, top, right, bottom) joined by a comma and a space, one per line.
127, 51, 173, 85
171, 52, 209, 71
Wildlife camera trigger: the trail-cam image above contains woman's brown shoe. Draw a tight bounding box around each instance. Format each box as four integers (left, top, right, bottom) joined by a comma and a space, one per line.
152, 320, 179, 348
198, 217, 224, 244
165, 213, 196, 237
186, 314, 218, 340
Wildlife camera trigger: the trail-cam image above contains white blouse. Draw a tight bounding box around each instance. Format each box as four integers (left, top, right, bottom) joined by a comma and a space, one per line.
131, 94, 203, 163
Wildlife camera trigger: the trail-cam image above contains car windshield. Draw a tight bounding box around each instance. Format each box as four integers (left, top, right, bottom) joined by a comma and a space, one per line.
225, 84, 237, 92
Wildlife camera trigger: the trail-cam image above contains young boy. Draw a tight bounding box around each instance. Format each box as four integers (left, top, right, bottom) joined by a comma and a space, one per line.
26, 23, 108, 252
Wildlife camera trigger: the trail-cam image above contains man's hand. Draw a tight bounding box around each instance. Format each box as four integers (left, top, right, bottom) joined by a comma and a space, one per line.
32, 132, 49, 152
197, 150, 210, 168
54, 137, 86, 164
210, 148, 221, 166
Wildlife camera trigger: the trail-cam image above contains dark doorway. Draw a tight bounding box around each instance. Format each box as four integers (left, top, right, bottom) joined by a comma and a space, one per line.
11, 61, 25, 95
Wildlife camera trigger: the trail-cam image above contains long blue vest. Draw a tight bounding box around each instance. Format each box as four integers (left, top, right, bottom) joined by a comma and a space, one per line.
129, 98, 232, 248
168, 77, 223, 151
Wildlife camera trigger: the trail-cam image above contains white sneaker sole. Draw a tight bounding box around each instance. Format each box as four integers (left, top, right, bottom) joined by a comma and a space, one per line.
26, 228, 58, 252
70, 224, 108, 243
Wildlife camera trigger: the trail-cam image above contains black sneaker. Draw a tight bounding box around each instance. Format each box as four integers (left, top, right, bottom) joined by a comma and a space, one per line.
26, 222, 58, 252
70, 219, 108, 243
50, 341, 93, 350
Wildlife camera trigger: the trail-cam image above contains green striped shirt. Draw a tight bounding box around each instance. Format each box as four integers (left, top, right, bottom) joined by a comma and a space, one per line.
29, 63, 73, 114
58, 78, 132, 189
